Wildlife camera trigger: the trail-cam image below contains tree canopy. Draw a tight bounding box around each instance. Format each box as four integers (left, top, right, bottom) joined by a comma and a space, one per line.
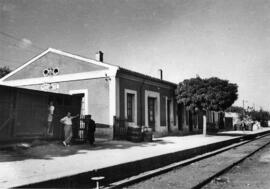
249, 109, 270, 122
0, 66, 11, 78
226, 106, 244, 114
176, 77, 238, 112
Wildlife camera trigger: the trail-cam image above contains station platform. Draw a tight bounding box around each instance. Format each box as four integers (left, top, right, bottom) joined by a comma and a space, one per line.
1, 127, 270, 188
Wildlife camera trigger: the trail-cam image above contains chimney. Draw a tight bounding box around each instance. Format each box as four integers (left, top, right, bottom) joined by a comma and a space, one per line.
95, 51, 104, 62
158, 69, 163, 80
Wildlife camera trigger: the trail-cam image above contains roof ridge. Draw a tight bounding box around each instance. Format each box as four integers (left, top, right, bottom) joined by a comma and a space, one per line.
118, 67, 177, 86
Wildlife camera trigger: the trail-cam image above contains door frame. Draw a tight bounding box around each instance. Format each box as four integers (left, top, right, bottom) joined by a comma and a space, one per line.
148, 97, 156, 131
166, 98, 172, 132
145, 90, 160, 129
124, 89, 137, 126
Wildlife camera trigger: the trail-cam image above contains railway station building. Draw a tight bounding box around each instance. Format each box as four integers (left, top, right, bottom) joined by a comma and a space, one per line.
0, 48, 209, 140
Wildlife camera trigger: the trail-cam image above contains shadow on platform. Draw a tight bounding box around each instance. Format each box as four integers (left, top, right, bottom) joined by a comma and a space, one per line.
0, 138, 174, 162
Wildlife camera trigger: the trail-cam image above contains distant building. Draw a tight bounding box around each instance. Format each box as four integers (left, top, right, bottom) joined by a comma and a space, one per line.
225, 112, 240, 126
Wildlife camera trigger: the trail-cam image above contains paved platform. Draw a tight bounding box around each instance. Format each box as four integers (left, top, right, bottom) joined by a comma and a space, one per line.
218, 128, 268, 136
0, 128, 270, 188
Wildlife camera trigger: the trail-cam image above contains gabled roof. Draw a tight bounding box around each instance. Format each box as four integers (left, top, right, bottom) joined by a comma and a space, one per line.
0, 48, 119, 82
0, 48, 176, 87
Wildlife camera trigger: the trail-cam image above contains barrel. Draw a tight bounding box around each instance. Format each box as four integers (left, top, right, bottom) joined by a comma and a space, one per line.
127, 126, 142, 142
143, 131, 153, 142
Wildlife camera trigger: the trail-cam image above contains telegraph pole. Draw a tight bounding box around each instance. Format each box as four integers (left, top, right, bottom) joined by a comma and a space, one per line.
242, 100, 248, 113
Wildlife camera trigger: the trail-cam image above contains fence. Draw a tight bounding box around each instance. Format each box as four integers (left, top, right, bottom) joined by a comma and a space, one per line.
73, 115, 92, 143
0, 85, 82, 142
206, 111, 225, 132
113, 116, 128, 140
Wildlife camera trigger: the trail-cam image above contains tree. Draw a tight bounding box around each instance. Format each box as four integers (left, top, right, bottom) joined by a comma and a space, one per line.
176, 77, 238, 112
0, 66, 11, 78
248, 109, 270, 126
176, 76, 238, 135
226, 106, 244, 114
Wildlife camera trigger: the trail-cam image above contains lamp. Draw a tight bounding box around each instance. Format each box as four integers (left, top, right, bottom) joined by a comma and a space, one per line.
105, 73, 111, 82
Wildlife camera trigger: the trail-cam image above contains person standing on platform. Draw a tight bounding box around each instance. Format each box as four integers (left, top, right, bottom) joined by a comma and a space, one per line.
47, 101, 55, 136
60, 112, 79, 146
85, 115, 96, 145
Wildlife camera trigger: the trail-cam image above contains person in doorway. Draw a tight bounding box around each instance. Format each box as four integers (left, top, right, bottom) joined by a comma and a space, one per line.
60, 112, 79, 146
47, 101, 55, 136
85, 115, 96, 145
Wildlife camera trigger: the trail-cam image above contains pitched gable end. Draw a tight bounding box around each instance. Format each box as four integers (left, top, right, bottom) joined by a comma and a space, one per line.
1, 48, 117, 82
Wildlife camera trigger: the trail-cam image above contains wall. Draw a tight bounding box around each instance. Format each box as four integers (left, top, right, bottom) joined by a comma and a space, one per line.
118, 74, 178, 137
5, 52, 108, 81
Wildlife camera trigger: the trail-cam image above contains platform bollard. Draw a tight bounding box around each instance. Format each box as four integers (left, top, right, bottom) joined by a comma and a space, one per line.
91, 176, 105, 189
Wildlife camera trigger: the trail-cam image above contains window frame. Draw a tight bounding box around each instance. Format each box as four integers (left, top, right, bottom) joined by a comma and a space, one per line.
124, 89, 137, 125
127, 93, 134, 122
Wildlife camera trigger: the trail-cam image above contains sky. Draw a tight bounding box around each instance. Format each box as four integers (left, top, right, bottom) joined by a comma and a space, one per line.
0, 0, 270, 111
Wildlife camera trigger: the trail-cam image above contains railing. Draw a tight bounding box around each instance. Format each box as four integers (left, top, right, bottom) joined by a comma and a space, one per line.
113, 116, 128, 140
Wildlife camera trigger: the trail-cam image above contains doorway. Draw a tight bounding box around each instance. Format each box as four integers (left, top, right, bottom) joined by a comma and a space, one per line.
69, 89, 88, 140
178, 104, 183, 130
167, 99, 171, 132
69, 89, 88, 115
148, 97, 156, 131
188, 111, 193, 132
145, 90, 160, 130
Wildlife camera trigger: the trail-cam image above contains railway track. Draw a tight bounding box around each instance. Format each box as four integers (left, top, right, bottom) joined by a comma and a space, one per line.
105, 133, 270, 189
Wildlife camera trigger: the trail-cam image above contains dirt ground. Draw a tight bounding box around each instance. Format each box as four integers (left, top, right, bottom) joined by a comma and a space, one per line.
203, 143, 270, 189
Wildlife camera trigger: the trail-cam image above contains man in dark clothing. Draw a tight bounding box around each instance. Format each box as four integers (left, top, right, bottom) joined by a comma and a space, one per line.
85, 115, 96, 145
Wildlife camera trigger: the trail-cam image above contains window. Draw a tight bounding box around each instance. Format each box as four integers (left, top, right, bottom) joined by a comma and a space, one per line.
125, 89, 137, 125
127, 93, 134, 122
